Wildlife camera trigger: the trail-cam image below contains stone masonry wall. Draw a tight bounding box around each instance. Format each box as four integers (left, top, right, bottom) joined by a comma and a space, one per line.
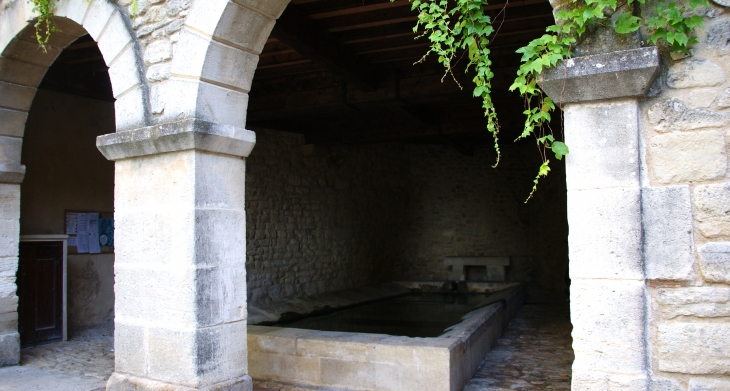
400, 143, 569, 292
245, 129, 411, 305
640, 5, 730, 389
246, 129, 569, 306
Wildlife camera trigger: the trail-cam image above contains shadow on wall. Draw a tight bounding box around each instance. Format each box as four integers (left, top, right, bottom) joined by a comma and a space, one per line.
245, 129, 569, 306
21, 89, 116, 331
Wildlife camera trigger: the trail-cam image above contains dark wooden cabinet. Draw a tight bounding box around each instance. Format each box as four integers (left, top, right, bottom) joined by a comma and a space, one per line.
17, 239, 67, 346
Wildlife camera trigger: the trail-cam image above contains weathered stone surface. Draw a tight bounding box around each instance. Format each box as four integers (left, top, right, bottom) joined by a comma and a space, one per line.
719, 88, 730, 108
0, 81, 35, 112
698, 242, 730, 284
571, 279, 646, 373
689, 378, 730, 391
655, 287, 730, 319
647, 99, 730, 132
564, 101, 640, 191
539, 47, 660, 104
97, 119, 257, 160
0, 332, 19, 366
143, 38, 172, 65
107, 372, 254, 391
693, 183, 730, 239
568, 188, 643, 280
649, 378, 685, 391
642, 186, 694, 281
707, 19, 730, 56
658, 323, 730, 375
667, 59, 727, 89
647, 130, 726, 184
112, 146, 250, 388
571, 371, 647, 390
0, 108, 28, 138
688, 89, 717, 108
0, 163, 25, 184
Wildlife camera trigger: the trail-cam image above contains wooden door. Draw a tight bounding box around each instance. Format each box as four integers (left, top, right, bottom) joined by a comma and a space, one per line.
17, 242, 64, 346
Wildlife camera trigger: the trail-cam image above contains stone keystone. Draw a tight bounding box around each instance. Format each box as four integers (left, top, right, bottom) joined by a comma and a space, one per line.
538, 47, 660, 104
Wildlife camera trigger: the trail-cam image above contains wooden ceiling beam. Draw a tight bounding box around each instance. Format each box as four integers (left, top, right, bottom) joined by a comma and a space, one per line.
270, 5, 378, 91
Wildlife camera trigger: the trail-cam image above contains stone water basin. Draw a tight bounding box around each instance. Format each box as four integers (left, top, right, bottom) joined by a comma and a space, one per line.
247, 282, 525, 391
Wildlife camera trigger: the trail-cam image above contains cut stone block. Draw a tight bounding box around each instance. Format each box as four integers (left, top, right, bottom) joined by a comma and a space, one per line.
444, 257, 509, 281
655, 287, 730, 319
0, 332, 19, 366
698, 242, 730, 284
658, 322, 730, 375
539, 47, 660, 104
571, 279, 646, 374
568, 188, 643, 280
693, 183, 730, 239
642, 185, 694, 281
563, 100, 640, 191
648, 130, 726, 184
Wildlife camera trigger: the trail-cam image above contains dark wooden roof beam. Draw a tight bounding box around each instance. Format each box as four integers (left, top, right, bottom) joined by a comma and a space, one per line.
270, 6, 378, 91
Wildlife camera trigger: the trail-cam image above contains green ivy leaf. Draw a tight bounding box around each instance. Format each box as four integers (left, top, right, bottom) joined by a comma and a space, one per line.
615, 12, 641, 34
551, 141, 570, 160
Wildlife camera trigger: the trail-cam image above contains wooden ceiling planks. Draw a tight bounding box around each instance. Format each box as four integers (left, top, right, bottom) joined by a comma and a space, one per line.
249, 0, 557, 145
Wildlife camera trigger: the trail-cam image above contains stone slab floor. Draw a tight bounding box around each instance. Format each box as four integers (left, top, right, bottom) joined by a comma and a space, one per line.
0, 297, 572, 391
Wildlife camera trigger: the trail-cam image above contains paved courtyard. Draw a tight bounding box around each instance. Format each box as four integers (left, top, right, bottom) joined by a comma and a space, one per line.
1, 297, 572, 391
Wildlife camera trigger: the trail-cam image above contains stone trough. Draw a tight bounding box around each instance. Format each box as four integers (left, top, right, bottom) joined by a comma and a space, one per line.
247, 282, 525, 391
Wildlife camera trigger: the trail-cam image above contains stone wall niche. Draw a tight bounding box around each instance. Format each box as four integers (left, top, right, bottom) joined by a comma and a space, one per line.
539, 46, 660, 390
97, 120, 256, 391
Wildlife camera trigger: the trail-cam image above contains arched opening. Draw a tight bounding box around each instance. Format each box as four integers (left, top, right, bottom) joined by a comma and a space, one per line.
15, 33, 115, 385
244, 1, 572, 390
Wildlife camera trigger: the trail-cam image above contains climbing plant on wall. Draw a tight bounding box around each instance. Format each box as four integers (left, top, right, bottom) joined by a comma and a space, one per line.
28, 0, 138, 51
398, 0, 710, 200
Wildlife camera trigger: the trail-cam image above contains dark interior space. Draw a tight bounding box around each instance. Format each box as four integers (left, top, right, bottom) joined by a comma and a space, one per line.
245, 0, 570, 307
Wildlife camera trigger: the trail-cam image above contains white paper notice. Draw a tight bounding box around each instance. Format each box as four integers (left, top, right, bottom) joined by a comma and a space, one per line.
88, 213, 100, 254
65, 212, 79, 235
68, 236, 77, 247
76, 213, 89, 253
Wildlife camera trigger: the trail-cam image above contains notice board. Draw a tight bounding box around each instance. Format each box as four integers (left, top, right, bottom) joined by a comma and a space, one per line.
65, 211, 114, 254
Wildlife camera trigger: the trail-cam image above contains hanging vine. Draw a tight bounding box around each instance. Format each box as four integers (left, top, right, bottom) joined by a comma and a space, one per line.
398, 0, 710, 200
28, 0, 139, 51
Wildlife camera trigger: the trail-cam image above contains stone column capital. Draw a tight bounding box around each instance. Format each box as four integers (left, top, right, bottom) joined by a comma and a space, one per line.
538, 46, 661, 104
96, 119, 256, 161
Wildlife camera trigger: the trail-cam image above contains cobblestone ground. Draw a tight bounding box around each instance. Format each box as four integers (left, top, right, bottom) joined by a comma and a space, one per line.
19, 319, 114, 382
462, 298, 573, 391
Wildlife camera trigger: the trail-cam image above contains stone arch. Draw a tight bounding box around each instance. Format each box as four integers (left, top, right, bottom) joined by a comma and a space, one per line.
0, 0, 148, 136
0, 0, 144, 366
158, 0, 290, 128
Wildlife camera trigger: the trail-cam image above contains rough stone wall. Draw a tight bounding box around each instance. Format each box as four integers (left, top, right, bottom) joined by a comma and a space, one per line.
246, 129, 569, 306
117, 0, 189, 116
245, 129, 411, 305
640, 7, 730, 388
399, 144, 569, 291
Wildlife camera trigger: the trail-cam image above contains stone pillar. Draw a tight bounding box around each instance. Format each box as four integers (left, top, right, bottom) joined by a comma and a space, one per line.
539, 47, 660, 390
97, 120, 255, 391
0, 181, 22, 367
0, 113, 25, 366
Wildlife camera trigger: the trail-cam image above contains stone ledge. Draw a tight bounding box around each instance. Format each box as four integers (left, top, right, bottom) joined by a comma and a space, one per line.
96, 119, 256, 161
0, 164, 25, 184
538, 46, 660, 104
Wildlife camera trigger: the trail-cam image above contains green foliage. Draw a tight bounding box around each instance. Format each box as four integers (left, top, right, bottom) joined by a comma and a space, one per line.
29, 0, 57, 51
407, 0, 501, 166
398, 0, 709, 200
27, 0, 139, 51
